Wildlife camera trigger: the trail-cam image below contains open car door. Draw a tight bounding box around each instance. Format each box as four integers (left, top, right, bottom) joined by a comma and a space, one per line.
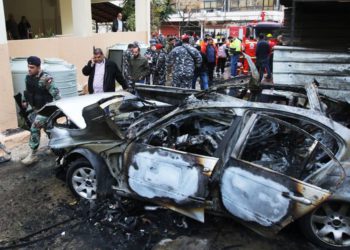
220, 113, 345, 235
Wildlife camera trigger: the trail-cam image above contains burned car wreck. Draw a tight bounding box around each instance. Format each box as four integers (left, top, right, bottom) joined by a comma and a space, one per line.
39, 90, 350, 249
135, 77, 350, 129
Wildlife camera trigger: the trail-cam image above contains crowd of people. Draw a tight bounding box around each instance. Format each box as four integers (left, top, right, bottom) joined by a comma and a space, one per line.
117, 31, 279, 91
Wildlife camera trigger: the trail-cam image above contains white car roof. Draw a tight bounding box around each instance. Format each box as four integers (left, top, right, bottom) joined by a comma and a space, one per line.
47, 92, 134, 129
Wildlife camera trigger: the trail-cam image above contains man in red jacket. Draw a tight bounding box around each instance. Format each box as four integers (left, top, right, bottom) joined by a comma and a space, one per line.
242, 36, 257, 75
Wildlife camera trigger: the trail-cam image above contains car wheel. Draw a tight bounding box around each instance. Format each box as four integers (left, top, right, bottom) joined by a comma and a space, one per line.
300, 201, 350, 249
66, 158, 97, 200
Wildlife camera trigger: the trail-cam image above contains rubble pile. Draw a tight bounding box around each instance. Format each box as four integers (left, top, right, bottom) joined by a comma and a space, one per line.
74, 198, 207, 249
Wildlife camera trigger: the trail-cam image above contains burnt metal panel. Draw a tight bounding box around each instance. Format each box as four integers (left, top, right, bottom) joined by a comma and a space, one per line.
48, 103, 122, 149
125, 143, 218, 206
221, 158, 331, 232
135, 76, 251, 106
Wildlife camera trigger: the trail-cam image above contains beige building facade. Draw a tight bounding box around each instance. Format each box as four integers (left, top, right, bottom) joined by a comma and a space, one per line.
0, 0, 150, 132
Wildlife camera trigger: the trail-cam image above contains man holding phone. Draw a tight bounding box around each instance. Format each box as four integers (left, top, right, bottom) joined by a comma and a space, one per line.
82, 48, 128, 93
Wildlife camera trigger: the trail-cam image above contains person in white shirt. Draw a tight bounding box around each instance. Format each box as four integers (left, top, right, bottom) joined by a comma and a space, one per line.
112, 13, 127, 32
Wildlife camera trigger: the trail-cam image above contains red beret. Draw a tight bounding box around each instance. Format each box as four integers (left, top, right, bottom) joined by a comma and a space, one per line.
155, 43, 163, 50
181, 34, 189, 40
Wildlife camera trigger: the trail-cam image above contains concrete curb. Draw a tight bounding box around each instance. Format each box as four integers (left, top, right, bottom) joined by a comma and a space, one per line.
0, 129, 30, 149
0, 129, 49, 162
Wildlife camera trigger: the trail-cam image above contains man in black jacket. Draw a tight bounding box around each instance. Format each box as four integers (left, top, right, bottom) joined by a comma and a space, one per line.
82, 48, 128, 93
192, 45, 209, 90
112, 12, 127, 32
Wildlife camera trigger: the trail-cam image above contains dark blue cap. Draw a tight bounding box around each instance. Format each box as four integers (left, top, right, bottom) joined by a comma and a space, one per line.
149, 39, 157, 45
27, 56, 41, 66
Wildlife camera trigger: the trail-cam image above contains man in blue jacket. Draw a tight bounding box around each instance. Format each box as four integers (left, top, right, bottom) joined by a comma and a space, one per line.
255, 33, 272, 82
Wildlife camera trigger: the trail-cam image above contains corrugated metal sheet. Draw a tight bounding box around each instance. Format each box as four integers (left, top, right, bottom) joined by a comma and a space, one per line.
273, 46, 350, 102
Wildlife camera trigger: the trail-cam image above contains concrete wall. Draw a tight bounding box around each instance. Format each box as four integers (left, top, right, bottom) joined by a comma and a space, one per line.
0, 43, 17, 130
7, 31, 147, 88
58, 0, 73, 35
3, 0, 61, 37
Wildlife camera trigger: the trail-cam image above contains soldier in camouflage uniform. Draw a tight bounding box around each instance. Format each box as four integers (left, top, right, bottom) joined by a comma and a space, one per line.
144, 41, 157, 85
165, 37, 176, 86
153, 44, 167, 85
166, 35, 202, 89
21, 56, 61, 166
122, 43, 136, 87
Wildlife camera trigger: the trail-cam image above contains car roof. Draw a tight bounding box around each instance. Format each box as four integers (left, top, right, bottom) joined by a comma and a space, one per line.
42, 92, 135, 129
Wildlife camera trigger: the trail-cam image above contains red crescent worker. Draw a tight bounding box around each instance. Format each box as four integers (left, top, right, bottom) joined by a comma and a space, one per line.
242, 36, 257, 75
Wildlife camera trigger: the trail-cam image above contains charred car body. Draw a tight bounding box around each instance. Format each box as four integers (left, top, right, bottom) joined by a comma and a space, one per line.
135, 77, 350, 128
40, 90, 350, 249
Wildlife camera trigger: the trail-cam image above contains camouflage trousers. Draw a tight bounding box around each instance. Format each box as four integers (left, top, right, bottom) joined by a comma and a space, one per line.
165, 67, 172, 86
172, 73, 193, 89
29, 113, 48, 150
153, 71, 166, 85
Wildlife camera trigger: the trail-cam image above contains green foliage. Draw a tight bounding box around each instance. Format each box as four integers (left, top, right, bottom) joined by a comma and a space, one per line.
157, 0, 175, 23
151, 0, 175, 32
122, 0, 135, 18
126, 13, 136, 31
123, 0, 135, 31
122, 0, 174, 32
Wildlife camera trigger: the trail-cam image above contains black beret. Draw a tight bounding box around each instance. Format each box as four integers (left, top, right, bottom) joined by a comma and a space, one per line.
27, 56, 41, 66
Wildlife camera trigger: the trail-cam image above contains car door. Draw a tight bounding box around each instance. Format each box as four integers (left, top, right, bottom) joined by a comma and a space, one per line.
124, 108, 235, 221
125, 142, 218, 205
220, 112, 345, 234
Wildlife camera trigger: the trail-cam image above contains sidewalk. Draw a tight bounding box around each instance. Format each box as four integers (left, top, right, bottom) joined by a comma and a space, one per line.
0, 128, 50, 162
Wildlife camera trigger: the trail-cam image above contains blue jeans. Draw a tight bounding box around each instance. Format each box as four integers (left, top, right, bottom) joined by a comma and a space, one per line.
258, 59, 272, 81
192, 71, 209, 90
230, 54, 239, 77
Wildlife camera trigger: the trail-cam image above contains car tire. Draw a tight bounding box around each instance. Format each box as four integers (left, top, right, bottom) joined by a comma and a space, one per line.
66, 158, 97, 200
299, 201, 350, 249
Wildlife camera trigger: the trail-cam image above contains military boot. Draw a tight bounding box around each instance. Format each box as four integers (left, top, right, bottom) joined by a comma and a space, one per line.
21, 150, 39, 166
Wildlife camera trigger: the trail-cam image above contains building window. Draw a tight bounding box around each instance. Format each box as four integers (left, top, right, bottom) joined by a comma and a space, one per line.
230, 0, 239, 10
204, 0, 217, 10
229, 0, 276, 11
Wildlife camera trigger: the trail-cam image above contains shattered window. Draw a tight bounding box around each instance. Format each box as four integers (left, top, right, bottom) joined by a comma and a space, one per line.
103, 98, 172, 136
240, 115, 341, 182
270, 114, 340, 155
49, 110, 78, 129
104, 99, 143, 131
146, 109, 235, 156
302, 145, 344, 189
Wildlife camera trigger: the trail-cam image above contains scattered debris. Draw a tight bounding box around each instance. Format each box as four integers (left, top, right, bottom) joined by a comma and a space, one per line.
152, 236, 210, 250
